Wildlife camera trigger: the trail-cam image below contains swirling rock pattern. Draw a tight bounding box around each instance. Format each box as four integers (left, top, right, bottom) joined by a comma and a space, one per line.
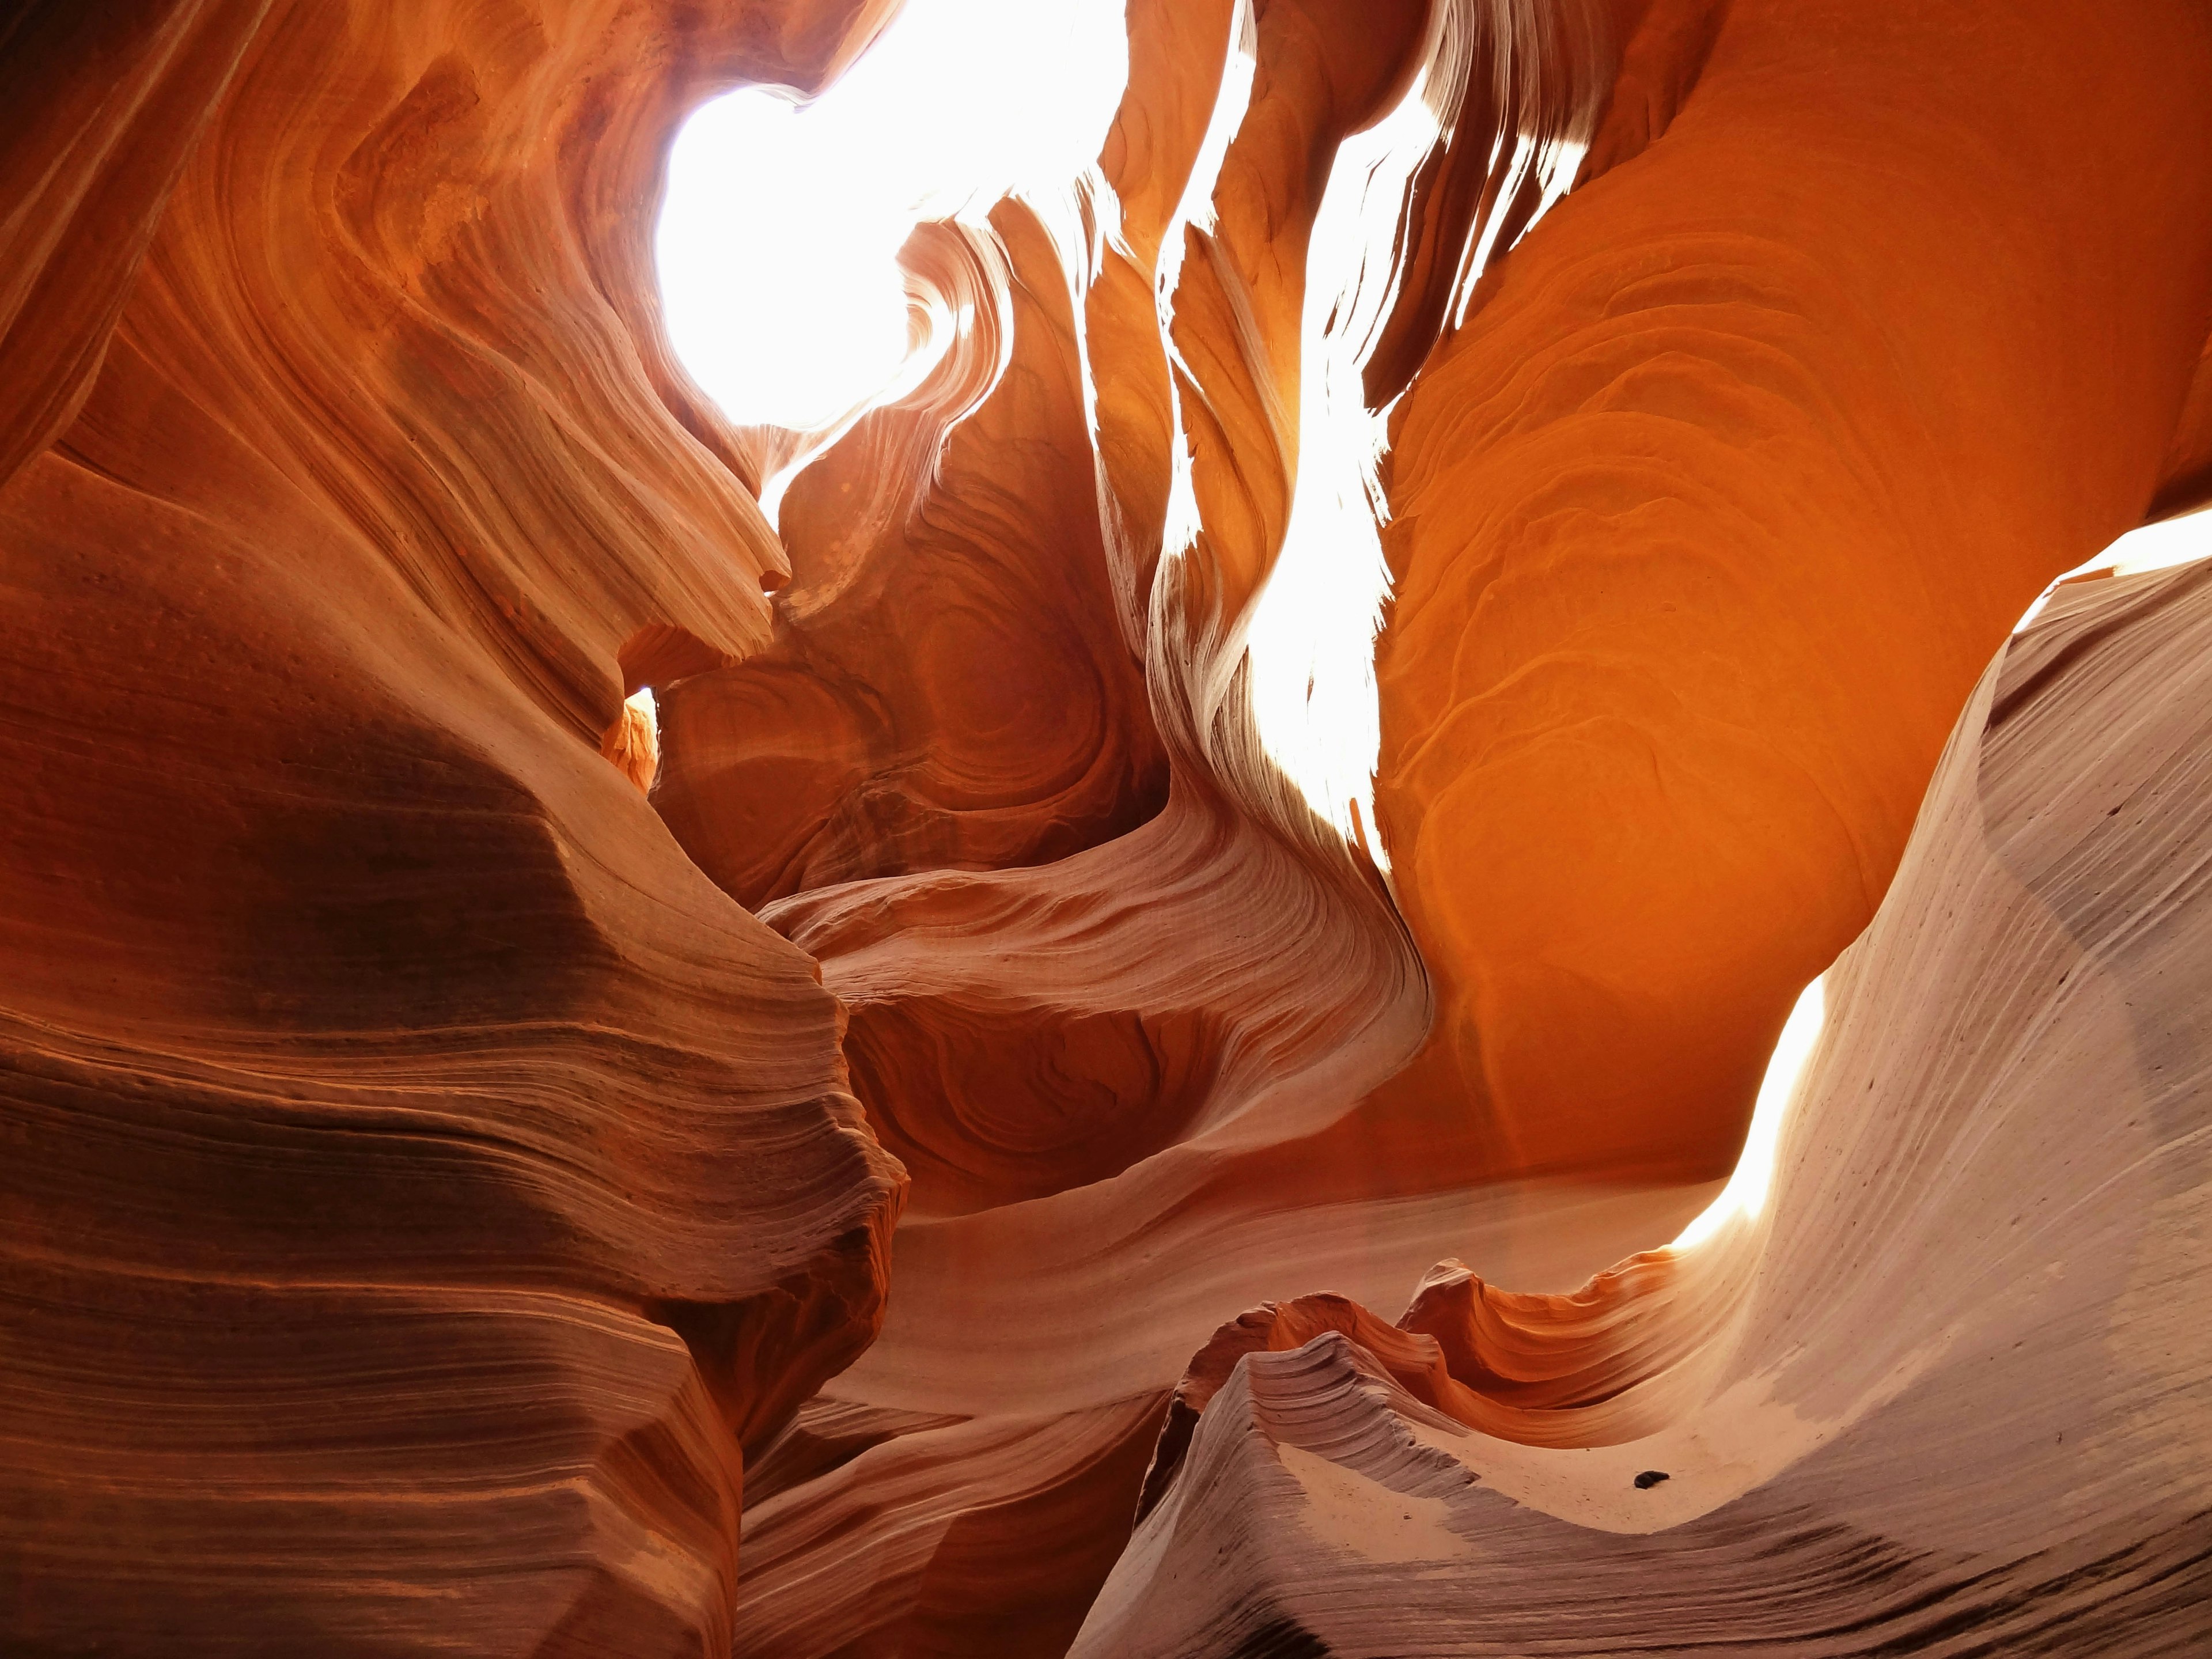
653, 197, 1171, 910
1371, 0, 2212, 1185
2, 0, 905, 1649
1075, 563, 2212, 1654
5, 0, 2211, 1655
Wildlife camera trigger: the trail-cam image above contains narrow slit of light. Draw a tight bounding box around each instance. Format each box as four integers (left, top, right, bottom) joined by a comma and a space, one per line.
1154, 8, 1256, 583
1242, 95, 1585, 855
1240, 82, 1438, 860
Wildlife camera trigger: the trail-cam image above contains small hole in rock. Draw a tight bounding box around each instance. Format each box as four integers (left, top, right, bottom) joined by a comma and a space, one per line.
1634, 1470, 1670, 1490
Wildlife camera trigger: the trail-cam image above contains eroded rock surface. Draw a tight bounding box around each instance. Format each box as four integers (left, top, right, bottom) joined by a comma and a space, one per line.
2, 0, 905, 1649
4, 0, 2210, 1654
1077, 565, 2212, 1654
1370, 0, 2212, 1184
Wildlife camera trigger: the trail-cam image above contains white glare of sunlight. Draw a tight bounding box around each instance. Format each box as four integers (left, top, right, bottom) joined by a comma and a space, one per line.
2013, 505, 2212, 634
1243, 86, 1438, 860
657, 0, 1130, 433
1671, 975, 1827, 1251
1155, 20, 1256, 581
1154, 6, 1257, 310
1245, 44, 1591, 857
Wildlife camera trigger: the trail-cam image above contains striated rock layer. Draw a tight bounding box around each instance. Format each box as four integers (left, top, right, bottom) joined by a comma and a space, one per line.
2, 0, 907, 1649
1075, 562, 2212, 1654
678, 3, 2212, 1650
5, 0, 2212, 1654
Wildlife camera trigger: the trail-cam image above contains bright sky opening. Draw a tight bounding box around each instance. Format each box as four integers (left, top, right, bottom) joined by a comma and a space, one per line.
657, 0, 1129, 432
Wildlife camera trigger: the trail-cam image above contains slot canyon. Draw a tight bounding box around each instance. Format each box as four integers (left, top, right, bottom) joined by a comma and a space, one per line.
5, 0, 2212, 1653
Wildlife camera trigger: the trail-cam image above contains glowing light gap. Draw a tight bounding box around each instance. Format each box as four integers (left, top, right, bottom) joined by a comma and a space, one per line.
657, 0, 1131, 432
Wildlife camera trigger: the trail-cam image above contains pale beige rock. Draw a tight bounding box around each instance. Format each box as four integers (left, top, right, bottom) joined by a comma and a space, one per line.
1074, 564, 2212, 1655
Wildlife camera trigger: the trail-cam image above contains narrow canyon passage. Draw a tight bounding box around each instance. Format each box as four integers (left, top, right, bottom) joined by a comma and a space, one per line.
2, 1, 2211, 1655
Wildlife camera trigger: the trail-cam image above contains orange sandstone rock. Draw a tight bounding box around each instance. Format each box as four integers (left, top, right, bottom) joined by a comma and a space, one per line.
1370, 0, 2212, 1183
1078, 563, 2212, 1654
6, 0, 2212, 1653
1, 0, 904, 1647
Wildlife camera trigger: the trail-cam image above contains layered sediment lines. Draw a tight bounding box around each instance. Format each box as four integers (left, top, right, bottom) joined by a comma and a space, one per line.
675, 6, 1471, 1642
5, 0, 2212, 1654
2, 0, 905, 1649
693, 3, 2212, 1649
1077, 563, 2212, 1654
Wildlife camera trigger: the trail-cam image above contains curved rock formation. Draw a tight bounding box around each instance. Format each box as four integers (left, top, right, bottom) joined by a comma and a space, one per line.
5, 0, 2211, 1654
1076, 561, 2212, 1653
699, 2, 2212, 1647
0, 0, 272, 490
652, 198, 1171, 910
2, 0, 906, 1649
1369, 0, 2212, 1184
